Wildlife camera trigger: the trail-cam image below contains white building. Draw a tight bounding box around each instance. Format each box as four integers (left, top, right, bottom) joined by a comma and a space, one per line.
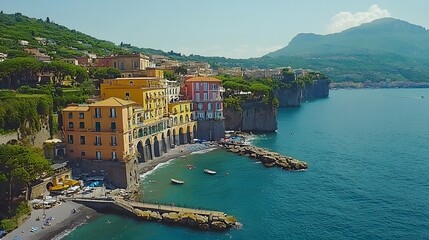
165, 80, 181, 103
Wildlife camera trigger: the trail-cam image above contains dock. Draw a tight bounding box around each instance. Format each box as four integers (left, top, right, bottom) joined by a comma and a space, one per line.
73, 197, 237, 231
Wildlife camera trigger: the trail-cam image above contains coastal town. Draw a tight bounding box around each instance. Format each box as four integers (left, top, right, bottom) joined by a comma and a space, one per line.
0, 39, 313, 238
2, 3, 429, 240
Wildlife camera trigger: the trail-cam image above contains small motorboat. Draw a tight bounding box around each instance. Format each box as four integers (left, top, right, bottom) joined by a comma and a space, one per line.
186, 164, 195, 169
204, 169, 217, 175
171, 178, 184, 184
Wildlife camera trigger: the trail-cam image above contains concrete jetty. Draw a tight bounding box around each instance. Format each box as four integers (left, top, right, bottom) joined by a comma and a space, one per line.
73, 197, 237, 231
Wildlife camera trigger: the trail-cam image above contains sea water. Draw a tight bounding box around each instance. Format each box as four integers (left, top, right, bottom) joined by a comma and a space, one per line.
63, 89, 429, 239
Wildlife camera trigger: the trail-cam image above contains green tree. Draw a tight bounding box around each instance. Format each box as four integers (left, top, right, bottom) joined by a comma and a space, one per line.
80, 79, 95, 95
89, 67, 120, 80
249, 83, 271, 97
0, 57, 43, 88
174, 66, 187, 75
0, 145, 51, 211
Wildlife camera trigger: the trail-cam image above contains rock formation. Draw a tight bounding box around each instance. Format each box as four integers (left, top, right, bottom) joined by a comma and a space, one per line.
134, 208, 237, 231
220, 143, 308, 171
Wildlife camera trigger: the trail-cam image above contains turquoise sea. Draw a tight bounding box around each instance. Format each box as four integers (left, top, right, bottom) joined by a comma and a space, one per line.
64, 89, 429, 240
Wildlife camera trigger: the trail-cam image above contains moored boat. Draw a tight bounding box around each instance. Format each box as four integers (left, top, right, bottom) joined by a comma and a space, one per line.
171, 178, 184, 184
204, 169, 217, 175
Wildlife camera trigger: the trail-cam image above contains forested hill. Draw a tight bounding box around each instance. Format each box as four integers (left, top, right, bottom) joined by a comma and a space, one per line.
267, 18, 429, 59
1, 12, 429, 82
263, 18, 429, 82
0, 12, 166, 58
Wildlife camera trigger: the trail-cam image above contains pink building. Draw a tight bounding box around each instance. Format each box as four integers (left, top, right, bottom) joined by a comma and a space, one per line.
184, 77, 223, 120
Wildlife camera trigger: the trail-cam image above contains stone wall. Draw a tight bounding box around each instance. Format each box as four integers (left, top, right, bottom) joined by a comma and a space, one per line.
0, 117, 51, 147
224, 102, 277, 132
69, 158, 139, 190
0, 132, 18, 145
195, 120, 225, 141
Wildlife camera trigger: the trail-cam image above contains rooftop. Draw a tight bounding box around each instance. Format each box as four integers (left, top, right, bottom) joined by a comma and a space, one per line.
186, 76, 221, 82
62, 105, 90, 112
91, 97, 136, 107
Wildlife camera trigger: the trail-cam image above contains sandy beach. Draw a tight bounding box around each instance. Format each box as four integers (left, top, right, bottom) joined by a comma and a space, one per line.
138, 143, 218, 174
3, 143, 216, 240
3, 201, 97, 240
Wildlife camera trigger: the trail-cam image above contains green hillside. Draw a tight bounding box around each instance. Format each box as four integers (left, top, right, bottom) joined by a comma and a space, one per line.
262, 18, 429, 82
0, 12, 165, 59
1, 12, 428, 83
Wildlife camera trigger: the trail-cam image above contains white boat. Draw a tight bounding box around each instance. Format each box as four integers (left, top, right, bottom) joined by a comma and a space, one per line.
204, 169, 217, 175
171, 178, 184, 184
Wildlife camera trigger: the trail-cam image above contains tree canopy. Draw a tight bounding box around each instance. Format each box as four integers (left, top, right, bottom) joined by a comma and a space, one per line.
0, 57, 89, 88
0, 144, 52, 205
89, 67, 120, 80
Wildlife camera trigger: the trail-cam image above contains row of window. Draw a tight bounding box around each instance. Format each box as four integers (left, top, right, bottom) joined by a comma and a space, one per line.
195, 83, 218, 91
68, 122, 117, 132
68, 135, 117, 146
80, 150, 117, 161
195, 92, 219, 101
194, 102, 222, 111
67, 108, 117, 119
68, 112, 85, 119
196, 111, 223, 120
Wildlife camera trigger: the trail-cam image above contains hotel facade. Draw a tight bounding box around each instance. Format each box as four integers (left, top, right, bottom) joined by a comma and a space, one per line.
62, 70, 197, 189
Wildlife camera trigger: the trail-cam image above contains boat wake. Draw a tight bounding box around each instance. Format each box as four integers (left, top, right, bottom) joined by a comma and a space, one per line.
190, 147, 216, 155
51, 221, 87, 240
140, 158, 177, 180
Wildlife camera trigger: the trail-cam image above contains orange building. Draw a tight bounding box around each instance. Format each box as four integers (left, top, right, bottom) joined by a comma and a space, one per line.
62, 97, 135, 162
61, 97, 140, 189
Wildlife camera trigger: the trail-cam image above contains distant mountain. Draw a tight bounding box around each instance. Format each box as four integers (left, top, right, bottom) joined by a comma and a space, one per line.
263, 18, 429, 82
267, 18, 429, 59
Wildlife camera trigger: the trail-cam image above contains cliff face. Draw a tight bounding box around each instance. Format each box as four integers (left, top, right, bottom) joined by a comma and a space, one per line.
302, 79, 330, 100
275, 85, 302, 107
224, 102, 277, 132
276, 80, 330, 107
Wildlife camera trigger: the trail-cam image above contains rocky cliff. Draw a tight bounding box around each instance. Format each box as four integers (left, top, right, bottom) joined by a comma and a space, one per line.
224, 102, 277, 132
275, 79, 329, 107
274, 85, 302, 107
302, 79, 330, 100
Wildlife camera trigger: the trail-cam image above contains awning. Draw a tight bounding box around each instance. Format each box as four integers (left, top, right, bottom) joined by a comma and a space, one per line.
50, 185, 69, 191
64, 179, 80, 186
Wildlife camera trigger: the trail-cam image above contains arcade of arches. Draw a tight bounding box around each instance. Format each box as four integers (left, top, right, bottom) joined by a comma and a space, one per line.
135, 122, 197, 163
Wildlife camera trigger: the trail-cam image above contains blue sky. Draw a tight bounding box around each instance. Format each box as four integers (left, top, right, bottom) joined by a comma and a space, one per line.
1, 0, 428, 58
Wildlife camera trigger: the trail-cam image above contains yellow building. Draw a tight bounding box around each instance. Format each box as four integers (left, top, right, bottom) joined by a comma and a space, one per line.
62, 97, 135, 162
168, 100, 196, 145
100, 77, 167, 125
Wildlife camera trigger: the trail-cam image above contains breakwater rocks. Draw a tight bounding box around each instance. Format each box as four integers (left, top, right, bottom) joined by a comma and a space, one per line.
221, 143, 308, 170
133, 209, 238, 231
